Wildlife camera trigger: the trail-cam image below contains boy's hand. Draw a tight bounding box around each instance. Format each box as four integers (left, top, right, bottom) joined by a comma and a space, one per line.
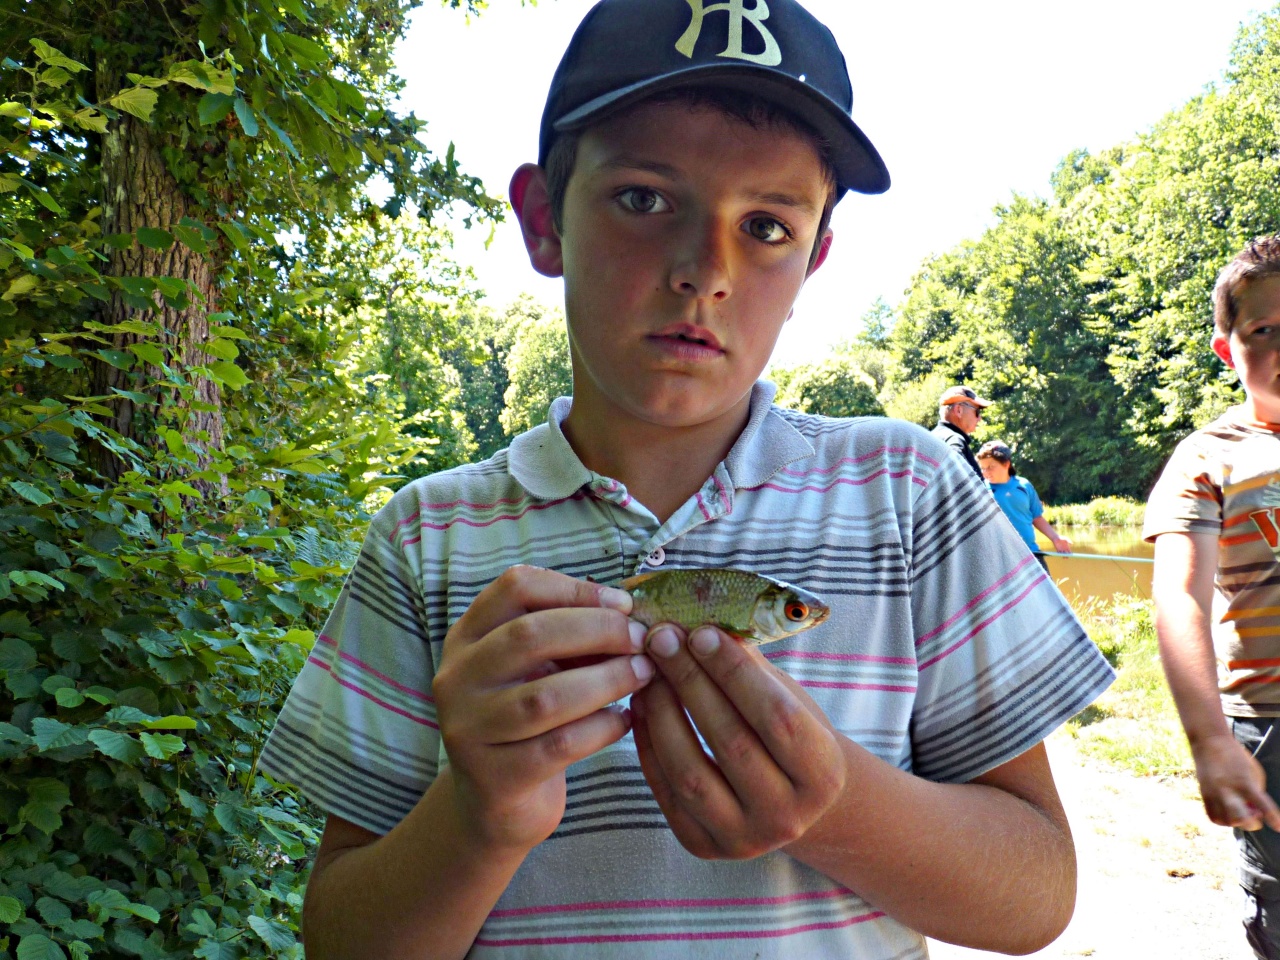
1193, 732, 1280, 832
1051, 535, 1072, 554
433, 566, 655, 854
630, 624, 845, 859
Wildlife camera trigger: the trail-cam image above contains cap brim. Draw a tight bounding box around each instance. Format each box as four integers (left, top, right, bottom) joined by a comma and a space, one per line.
552, 63, 890, 196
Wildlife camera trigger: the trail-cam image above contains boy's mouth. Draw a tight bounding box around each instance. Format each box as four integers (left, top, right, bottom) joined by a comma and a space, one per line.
652, 324, 723, 352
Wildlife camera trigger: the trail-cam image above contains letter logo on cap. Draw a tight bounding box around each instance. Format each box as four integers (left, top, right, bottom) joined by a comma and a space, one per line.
675, 0, 782, 66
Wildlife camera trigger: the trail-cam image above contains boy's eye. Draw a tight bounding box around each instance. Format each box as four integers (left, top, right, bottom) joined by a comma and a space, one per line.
617, 188, 669, 214
744, 216, 791, 244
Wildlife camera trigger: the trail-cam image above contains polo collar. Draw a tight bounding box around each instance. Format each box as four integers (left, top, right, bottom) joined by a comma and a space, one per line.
506, 381, 814, 501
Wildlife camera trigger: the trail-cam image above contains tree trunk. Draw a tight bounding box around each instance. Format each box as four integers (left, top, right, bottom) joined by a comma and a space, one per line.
92, 109, 225, 487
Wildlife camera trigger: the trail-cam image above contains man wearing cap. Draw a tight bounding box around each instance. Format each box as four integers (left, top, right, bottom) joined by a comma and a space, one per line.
932, 385, 992, 482
263, 4, 1113, 959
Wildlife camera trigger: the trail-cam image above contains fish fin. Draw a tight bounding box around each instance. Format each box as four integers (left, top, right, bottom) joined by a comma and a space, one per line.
618, 571, 662, 590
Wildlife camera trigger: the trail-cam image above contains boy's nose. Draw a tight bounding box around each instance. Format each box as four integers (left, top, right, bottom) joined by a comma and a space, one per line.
668, 220, 733, 303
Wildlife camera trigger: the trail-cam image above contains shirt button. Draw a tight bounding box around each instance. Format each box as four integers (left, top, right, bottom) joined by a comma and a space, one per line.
645, 547, 666, 566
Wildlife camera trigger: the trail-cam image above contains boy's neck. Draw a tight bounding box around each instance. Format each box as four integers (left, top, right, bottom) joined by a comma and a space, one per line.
561, 397, 752, 525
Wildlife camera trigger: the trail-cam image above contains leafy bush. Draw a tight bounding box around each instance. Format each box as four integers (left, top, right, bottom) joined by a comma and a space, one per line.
1044, 496, 1146, 529
0, 324, 420, 958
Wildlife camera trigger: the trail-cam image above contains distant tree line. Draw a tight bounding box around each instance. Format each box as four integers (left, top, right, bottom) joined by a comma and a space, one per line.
765, 7, 1280, 504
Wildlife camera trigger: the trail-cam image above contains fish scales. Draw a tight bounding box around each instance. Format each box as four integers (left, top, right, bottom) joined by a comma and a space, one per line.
619, 567, 829, 645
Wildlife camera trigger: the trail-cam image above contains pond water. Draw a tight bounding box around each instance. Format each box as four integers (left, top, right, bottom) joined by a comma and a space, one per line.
1035, 526, 1153, 604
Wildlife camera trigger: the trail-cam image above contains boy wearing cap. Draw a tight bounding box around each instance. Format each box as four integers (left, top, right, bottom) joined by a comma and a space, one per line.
260, 3, 1113, 958
1145, 236, 1280, 957
977, 440, 1072, 571
931, 385, 991, 482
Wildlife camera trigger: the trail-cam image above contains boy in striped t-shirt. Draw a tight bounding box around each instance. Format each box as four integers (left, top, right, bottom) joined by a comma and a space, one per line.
261, 2, 1113, 957
1146, 235, 1280, 958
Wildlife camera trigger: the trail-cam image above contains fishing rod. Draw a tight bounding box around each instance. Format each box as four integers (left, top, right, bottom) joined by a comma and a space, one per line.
1039, 551, 1154, 564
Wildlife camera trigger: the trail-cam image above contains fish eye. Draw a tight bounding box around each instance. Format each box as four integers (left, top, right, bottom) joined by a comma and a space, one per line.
785, 602, 808, 622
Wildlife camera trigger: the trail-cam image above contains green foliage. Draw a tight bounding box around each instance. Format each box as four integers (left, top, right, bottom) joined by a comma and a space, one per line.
498, 299, 572, 439
869, 5, 1280, 503
1043, 497, 1146, 529
0, 328, 418, 958
770, 355, 884, 418
882, 371, 951, 429
0, 1, 502, 957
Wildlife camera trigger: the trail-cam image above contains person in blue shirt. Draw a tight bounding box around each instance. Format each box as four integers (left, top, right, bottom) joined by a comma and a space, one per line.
976, 441, 1072, 571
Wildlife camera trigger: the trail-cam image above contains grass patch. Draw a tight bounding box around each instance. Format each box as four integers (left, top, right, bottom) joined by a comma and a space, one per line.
1065, 594, 1193, 778
1044, 496, 1146, 529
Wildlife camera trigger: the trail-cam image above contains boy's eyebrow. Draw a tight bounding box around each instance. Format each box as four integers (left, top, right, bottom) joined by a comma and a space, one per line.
595, 156, 823, 215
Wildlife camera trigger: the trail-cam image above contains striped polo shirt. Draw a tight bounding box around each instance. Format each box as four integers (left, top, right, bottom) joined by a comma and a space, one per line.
261, 382, 1113, 959
1145, 409, 1280, 716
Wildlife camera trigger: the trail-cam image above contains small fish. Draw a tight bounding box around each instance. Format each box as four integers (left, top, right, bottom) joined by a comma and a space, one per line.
619, 567, 830, 646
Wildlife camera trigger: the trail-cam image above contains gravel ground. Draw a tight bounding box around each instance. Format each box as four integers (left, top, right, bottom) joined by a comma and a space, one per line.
928, 730, 1253, 960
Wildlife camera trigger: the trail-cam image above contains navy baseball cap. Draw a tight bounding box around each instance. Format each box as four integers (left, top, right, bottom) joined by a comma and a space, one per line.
538, 0, 890, 196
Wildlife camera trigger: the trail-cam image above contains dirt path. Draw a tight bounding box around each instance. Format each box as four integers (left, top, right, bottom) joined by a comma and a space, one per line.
928, 730, 1252, 960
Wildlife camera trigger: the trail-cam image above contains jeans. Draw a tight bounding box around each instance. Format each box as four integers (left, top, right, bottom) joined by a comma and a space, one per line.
1232, 716, 1280, 959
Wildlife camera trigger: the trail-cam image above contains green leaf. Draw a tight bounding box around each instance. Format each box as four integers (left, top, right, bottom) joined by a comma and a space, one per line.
280, 628, 316, 650
197, 92, 234, 125
129, 342, 167, 367
31, 718, 88, 751
88, 729, 147, 763
123, 902, 160, 922
21, 778, 71, 833
233, 96, 259, 137
194, 941, 239, 960
205, 338, 239, 361
11, 571, 65, 591
263, 113, 299, 159
171, 223, 210, 254
55, 687, 85, 708
217, 221, 251, 252
167, 60, 234, 95
247, 915, 297, 951
8, 480, 52, 505
15, 933, 67, 960
281, 33, 328, 69
135, 226, 173, 250
106, 86, 158, 122
30, 38, 87, 72
4, 274, 40, 300
0, 896, 24, 924
143, 714, 198, 730
210, 360, 249, 390
140, 732, 185, 759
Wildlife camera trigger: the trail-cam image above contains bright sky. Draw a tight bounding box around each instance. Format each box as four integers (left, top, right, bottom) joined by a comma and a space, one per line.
397, 0, 1268, 366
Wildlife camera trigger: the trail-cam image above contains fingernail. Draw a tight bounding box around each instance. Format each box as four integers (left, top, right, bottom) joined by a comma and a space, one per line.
599, 587, 633, 613
631, 655, 655, 682
648, 626, 680, 659
690, 627, 720, 657
628, 619, 647, 650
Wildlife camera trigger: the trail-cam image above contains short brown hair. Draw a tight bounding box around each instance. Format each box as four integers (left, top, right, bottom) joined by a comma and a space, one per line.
1213, 235, 1280, 336
544, 86, 839, 271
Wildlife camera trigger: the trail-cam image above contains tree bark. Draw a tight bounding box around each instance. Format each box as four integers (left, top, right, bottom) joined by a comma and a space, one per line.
92, 105, 225, 486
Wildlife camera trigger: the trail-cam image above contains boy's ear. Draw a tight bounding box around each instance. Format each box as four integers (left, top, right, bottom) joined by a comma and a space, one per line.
510, 163, 563, 278
806, 229, 834, 278
1211, 333, 1235, 369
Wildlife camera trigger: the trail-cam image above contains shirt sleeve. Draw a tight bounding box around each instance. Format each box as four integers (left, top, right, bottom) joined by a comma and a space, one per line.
1142, 434, 1224, 542
1026, 479, 1044, 519
906, 442, 1114, 783
259, 497, 440, 835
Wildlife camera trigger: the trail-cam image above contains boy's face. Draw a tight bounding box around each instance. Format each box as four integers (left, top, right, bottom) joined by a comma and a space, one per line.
1213, 275, 1280, 423
978, 457, 1010, 484
528, 100, 832, 434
